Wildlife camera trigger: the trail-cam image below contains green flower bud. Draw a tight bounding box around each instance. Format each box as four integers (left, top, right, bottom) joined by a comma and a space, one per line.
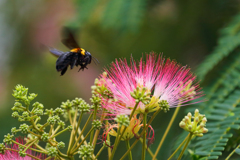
57, 142, 65, 149
202, 128, 208, 133
131, 86, 151, 106
61, 100, 73, 111
78, 143, 94, 159
90, 95, 101, 105
19, 150, 27, 157
202, 117, 207, 123
72, 98, 84, 106
115, 115, 130, 127
3, 134, 13, 145
41, 132, 49, 142
22, 111, 29, 117
32, 109, 43, 115
159, 100, 170, 113
12, 112, 19, 118
54, 107, 64, 115
58, 121, 65, 129
195, 117, 199, 123
44, 109, 54, 116
67, 125, 73, 131
47, 146, 58, 157
32, 102, 44, 109
11, 127, 18, 135
19, 123, 29, 134
179, 121, 186, 128
188, 125, 192, 131
180, 109, 208, 137
0, 143, 5, 154
187, 112, 192, 118
28, 93, 37, 101
92, 120, 102, 130
78, 103, 91, 113
47, 117, 56, 125
194, 109, 199, 117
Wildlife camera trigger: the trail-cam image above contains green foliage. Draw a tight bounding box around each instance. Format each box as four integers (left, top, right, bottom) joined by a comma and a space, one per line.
175, 12, 240, 160
74, 0, 146, 32
197, 13, 240, 80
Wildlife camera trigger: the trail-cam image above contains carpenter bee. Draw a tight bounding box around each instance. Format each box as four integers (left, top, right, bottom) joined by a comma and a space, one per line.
49, 27, 99, 76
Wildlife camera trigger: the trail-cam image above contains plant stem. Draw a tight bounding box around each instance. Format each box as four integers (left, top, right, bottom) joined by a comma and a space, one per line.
51, 127, 70, 138
167, 133, 189, 160
68, 110, 78, 154
71, 127, 94, 154
125, 140, 132, 160
107, 122, 111, 159
152, 105, 181, 159
13, 141, 46, 154
22, 138, 39, 152
109, 101, 140, 160
71, 113, 93, 151
93, 111, 105, 149
95, 145, 105, 159
120, 108, 161, 160
225, 144, 240, 160
90, 105, 98, 144
109, 125, 122, 160
129, 101, 140, 120
8, 149, 41, 160
177, 132, 193, 160
33, 143, 47, 152
51, 126, 61, 136
139, 138, 155, 158
141, 113, 147, 160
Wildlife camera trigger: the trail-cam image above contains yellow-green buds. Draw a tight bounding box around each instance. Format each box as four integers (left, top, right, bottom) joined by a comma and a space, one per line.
78, 143, 94, 159
179, 109, 208, 137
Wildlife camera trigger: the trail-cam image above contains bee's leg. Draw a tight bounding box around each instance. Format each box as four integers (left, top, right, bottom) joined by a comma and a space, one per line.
70, 59, 77, 69
60, 66, 68, 76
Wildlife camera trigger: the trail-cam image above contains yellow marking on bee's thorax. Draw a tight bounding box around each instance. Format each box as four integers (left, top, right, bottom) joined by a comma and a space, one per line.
70, 48, 85, 56
70, 48, 80, 53
80, 48, 85, 56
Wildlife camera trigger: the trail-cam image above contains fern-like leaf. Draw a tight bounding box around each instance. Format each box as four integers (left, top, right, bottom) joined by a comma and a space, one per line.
197, 14, 240, 80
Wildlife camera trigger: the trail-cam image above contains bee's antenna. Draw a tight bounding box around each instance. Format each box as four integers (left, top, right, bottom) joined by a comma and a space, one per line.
92, 56, 100, 65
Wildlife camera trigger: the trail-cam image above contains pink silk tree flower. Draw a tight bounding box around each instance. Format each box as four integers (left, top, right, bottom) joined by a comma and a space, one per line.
0, 137, 43, 160
98, 52, 202, 116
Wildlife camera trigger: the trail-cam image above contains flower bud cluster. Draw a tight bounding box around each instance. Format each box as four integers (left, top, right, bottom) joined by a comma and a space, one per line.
19, 150, 27, 157
78, 142, 94, 159
115, 115, 130, 127
0, 143, 5, 154
92, 120, 102, 130
3, 134, 13, 145
158, 100, 170, 113
131, 86, 151, 104
91, 72, 114, 99
47, 146, 58, 157
12, 85, 31, 105
57, 141, 65, 149
179, 109, 208, 137
61, 100, 73, 111
78, 103, 92, 113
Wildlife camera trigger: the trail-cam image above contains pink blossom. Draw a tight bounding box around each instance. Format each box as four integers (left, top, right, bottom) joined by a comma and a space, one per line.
0, 137, 43, 160
98, 52, 202, 116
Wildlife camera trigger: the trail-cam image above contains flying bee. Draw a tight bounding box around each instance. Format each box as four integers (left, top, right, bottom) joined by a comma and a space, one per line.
49, 27, 99, 76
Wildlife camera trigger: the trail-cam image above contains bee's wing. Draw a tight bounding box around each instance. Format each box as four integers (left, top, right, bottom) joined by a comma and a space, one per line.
49, 47, 65, 57
61, 27, 80, 49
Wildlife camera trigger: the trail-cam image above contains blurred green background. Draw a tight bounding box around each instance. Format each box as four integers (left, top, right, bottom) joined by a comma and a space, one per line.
0, 0, 239, 159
